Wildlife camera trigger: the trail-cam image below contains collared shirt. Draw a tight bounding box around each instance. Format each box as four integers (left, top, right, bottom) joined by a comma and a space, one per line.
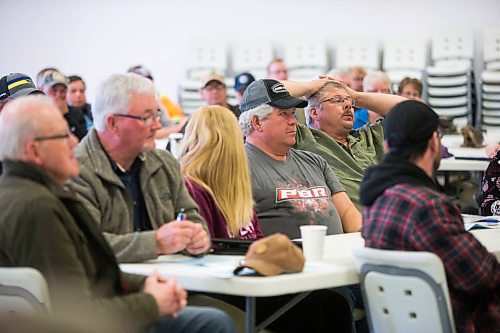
110, 154, 152, 232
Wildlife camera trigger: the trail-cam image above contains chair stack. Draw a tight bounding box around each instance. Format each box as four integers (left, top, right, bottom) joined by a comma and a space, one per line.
424, 30, 476, 129
231, 40, 274, 80
283, 40, 329, 81
382, 39, 428, 94
478, 28, 500, 127
334, 38, 381, 72
179, 40, 228, 114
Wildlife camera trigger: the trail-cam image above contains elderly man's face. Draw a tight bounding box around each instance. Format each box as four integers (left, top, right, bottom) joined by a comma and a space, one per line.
312, 87, 355, 134
201, 81, 227, 106
112, 93, 161, 155
259, 107, 297, 151
33, 105, 80, 185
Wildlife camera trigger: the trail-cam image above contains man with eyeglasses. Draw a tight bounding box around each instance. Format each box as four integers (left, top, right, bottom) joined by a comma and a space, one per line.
200, 71, 239, 118
289, 79, 406, 211
70, 73, 211, 263
0, 95, 236, 333
0, 72, 44, 176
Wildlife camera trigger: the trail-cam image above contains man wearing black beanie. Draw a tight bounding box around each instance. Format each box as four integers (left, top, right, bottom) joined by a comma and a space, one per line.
360, 100, 500, 333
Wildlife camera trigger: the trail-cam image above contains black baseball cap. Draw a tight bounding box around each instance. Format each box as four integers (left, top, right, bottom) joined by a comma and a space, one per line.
234, 72, 255, 92
0, 73, 43, 101
239, 79, 308, 113
384, 100, 440, 150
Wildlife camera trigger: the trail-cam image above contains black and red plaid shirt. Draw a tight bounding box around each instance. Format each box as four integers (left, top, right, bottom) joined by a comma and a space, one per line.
362, 183, 500, 333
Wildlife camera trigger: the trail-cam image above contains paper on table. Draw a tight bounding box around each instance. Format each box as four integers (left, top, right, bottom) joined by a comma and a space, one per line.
462, 214, 500, 231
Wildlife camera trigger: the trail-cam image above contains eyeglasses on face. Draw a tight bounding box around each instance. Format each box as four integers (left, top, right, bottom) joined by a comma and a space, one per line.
113, 110, 162, 126
319, 95, 354, 108
203, 83, 225, 91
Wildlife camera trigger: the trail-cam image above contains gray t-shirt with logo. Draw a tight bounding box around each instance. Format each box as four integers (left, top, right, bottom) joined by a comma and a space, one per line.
245, 143, 345, 239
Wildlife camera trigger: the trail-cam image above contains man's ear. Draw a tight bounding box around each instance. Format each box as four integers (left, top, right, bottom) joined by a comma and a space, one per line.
251, 115, 263, 132
24, 140, 43, 166
309, 106, 319, 121
106, 114, 118, 132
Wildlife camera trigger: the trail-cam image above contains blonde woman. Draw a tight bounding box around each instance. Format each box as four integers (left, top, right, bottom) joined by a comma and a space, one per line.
179, 105, 262, 240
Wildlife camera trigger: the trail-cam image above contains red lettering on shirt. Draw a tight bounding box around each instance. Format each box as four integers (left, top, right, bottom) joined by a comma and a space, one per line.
276, 186, 329, 202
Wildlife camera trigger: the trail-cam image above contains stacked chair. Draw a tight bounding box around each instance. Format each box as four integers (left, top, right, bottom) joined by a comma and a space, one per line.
382, 39, 428, 94
178, 40, 228, 114
424, 30, 475, 128
334, 38, 381, 72
478, 28, 500, 127
283, 40, 329, 81
231, 40, 274, 80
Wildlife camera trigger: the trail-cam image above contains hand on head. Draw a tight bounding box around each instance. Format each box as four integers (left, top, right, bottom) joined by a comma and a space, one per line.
143, 270, 187, 317
155, 220, 210, 255
317, 75, 356, 97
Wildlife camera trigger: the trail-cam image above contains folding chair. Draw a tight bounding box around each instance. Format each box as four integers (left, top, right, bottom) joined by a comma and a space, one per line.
382, 39, 428, 92
478, 28, 500, 126
0, 267, 51, 317
424, 29, 476, 128
353, 247, 456, 333
334, 38, 381, 71
283, 40, 329, 81
231, 40, 274, 80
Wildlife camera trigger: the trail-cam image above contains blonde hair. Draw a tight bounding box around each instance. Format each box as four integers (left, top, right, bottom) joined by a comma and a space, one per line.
179, 105, 254, 236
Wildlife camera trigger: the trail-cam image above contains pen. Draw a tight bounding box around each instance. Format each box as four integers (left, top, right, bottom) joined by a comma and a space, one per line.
176, 208, 185, 222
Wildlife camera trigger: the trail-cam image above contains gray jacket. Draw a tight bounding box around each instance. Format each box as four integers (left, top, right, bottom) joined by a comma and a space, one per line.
71, 129, 206, 263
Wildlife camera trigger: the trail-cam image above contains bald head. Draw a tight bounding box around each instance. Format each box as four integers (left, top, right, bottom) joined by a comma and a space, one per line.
0, 95, 79, 185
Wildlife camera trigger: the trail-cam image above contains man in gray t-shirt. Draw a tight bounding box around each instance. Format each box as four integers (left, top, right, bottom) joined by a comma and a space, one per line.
246, 142, 344, 238
239, 79, 361, 238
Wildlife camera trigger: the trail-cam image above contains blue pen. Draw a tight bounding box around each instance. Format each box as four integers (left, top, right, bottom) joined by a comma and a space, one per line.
176, 208, 185, 222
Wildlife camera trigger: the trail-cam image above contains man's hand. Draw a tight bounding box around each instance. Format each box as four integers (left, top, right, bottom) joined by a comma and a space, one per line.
155, 221, 210, 255
143, 271, 187, 317
185, 223, 210, 255
155, 221, 194, 254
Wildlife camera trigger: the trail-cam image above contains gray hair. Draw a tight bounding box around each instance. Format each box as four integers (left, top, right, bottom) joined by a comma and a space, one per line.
0, 95, 56, 160
92, 73, 157, 132
363, 71, 392, 92
239, 103, 273, 136
305, 81, 349, 126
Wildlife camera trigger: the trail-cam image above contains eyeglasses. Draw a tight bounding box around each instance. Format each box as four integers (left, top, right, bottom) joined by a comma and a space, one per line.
319, 95, 354, 107
113, 111, 161, 126
203, 83, 225, 91
34, 131, 72, 141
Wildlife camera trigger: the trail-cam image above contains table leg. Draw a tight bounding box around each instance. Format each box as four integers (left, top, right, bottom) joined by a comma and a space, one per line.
245, 297, 256, 333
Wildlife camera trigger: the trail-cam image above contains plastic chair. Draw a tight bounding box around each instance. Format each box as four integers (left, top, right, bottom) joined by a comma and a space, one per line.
353, 247, 456, 333
382, 39, 428, 90
231, 40, 274, 79
424, 30, 476, 127
283, 40, 329, 81
334, 38, 381, 71
0, 267, 51, 317
478, 28, 500, 126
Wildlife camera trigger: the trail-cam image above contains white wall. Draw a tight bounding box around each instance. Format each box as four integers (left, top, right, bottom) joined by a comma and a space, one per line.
1, 0, 499, 102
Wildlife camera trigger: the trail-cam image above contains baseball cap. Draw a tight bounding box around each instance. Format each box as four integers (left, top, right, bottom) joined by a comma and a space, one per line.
234, 72, 256, 92
128, 65, 154, 80
384, 100, 440, 151
239, 79, 308, 113
233, 233, 305, 276
43, 71, 68, 88
0, 73, 43, 101
201, 71, 225, 88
